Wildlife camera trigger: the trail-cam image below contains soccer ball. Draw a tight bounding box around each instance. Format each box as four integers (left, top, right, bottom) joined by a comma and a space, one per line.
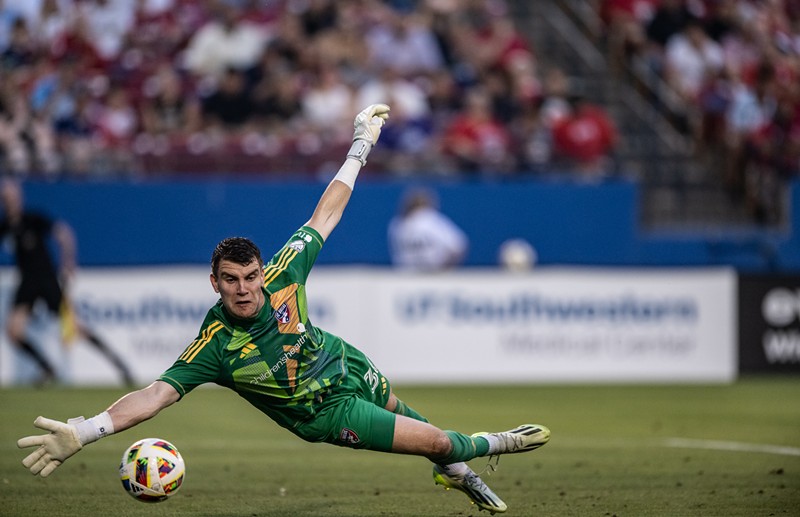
498, 238, 537, 272
119, 438, 185, 503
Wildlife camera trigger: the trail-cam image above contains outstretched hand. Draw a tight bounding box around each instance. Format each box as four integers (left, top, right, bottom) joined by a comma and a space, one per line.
17, 416, 83, 477
353, 103, 391, 145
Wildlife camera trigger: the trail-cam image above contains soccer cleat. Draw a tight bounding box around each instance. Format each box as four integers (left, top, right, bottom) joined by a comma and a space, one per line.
433, 464, 507, 514
473, 424, 551, 455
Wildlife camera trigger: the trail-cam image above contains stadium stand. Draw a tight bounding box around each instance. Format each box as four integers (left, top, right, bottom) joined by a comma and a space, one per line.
548, 0, 800, 226
1, 0, 798, 229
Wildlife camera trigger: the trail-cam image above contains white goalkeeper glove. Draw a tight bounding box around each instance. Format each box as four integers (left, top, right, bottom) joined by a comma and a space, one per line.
347, 103, 391, 166
17, 412, 114, 477
17, 416, 83, 478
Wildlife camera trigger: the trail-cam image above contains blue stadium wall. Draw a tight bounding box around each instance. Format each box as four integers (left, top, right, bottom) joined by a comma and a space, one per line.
9, 177, 800, 272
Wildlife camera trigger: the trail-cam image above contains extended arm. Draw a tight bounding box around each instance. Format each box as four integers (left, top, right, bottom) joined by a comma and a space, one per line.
17, 381, 179, 478
106, 380, 180, 432
305, 104, 390, 241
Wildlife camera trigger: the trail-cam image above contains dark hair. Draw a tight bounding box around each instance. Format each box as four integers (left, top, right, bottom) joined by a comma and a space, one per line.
400, 187, 438, 217
211, 237, 263, 277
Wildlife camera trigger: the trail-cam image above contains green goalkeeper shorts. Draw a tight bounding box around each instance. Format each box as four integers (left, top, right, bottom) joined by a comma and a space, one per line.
291, 343, 396, 452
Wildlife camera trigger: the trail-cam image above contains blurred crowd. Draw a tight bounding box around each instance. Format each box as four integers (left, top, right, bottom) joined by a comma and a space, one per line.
597, 0, 800, 223
0, 0, 619, 180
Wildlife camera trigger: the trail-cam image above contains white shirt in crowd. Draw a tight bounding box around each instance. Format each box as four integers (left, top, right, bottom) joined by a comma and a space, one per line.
388, 206, 468, 271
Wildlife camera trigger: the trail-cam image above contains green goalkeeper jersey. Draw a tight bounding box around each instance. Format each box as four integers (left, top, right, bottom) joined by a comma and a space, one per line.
159, 226, 348, 431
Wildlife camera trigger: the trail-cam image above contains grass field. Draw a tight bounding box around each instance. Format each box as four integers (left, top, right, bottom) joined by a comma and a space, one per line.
1, 376, 798, 516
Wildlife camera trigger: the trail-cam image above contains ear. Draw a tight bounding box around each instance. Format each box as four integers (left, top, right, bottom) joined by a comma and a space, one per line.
210, 273, 219, 293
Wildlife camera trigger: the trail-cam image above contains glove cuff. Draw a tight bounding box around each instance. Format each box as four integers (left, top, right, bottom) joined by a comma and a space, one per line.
347, 139, 372, 166
73, 411, 115, 445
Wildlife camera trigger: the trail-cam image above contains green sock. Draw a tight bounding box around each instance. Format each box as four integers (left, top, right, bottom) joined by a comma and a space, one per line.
392, 399, 429, 423
433, 431, 491, 464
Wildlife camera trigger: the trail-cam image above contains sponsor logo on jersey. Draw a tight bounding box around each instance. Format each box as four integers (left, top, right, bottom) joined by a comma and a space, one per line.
274, 303, 290, 324
288, 239, 306, 252
339, 427, 360, 445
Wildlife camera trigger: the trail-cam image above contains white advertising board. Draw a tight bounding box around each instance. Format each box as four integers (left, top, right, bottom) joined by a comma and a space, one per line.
0, 267, 217, 386
0, 267, 737, 386
309, 268, 738, 383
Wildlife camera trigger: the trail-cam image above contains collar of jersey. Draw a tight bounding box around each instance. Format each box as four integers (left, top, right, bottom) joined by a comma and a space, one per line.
218, 293, 271, 333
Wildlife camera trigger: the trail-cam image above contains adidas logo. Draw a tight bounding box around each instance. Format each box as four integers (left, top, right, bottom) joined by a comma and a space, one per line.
239, 343, 257, 359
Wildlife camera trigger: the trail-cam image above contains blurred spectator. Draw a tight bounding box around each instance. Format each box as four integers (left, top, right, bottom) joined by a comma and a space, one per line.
388, 187, 468, 271
0, 0, 632, 180
297, 0, 338, 36
1, 0, 39, 34
739, 95, 799, 224
139, 65, 201, 136
201, 67, 253, 130
552, 93, 618, 176
312, 12, 371, 85
93, 85, 138, 173
1, 16, 36, 69
641, 0, 692, 76
0, 1, 24, 51
719, 21, 764, 89
0, 63, 59, 174
593, 0, 800, 223
74, 0, 135, 62
95, 86, 137, 142
32, 0, 75, 57
128, 0, 198, 73
723, 62, 777, 199
538, 66, 573, 128
702, 0, 738, 42
183, 1, 266, 80
366, 8, 444, 77
600, 0, 658, 72
301, 64, 354, 143
56, 87, 95, 174
517, 66, 573, 171
664, 18, 725, 105
250, 68, 303, 129
355, 66, 433, 170
425, 68, 462, 125
663, 17, 724, 140
0, 71, 31, 172
440, 87, 514, 175
469, 7, 535, 77
645, 0, 692, 50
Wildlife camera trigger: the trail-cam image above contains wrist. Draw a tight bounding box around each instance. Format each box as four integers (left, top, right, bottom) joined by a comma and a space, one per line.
333, 156, 363, 190
347, 139, 372, 166
73, 411, 115, 445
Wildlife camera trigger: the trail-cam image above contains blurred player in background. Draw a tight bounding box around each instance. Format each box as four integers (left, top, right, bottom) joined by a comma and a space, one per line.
17, 105, 550, 514
0, 178, 133, 386
388, 187, 468, 271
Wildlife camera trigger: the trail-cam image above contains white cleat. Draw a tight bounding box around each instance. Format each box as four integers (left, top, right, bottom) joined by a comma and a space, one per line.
473, 424, 551, 454
433, 464, 508, 514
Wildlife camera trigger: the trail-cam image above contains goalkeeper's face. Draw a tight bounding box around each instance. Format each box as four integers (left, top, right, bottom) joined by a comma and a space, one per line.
210, 259, 266, 320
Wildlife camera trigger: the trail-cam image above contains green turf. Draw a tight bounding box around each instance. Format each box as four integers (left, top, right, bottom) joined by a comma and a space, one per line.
1, 376, 798, 516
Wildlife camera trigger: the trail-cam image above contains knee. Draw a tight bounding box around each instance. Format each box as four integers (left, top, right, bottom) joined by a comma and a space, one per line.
428, 431, 452, 459
384, 391, 398, 412
6, 311, 27, 341
6, 320, 23, 341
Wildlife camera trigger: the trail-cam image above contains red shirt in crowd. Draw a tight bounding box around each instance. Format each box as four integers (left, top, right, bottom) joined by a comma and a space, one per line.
552, 104, 618, 166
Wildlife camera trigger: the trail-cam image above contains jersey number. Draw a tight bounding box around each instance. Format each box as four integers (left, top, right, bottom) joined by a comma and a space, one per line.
363, 368, 379, 394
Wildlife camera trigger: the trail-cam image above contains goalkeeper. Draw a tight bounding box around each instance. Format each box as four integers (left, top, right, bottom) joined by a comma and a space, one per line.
17, 104, 550, 514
